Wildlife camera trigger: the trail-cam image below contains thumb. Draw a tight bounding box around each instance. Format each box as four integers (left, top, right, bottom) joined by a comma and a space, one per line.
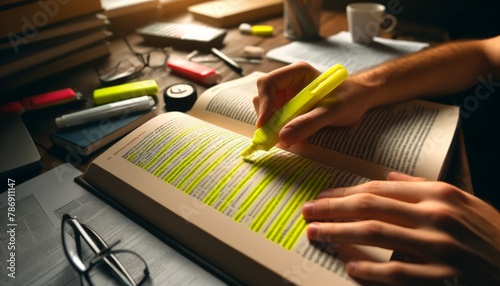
279, 106, 333, 148
386, 171, 428, 182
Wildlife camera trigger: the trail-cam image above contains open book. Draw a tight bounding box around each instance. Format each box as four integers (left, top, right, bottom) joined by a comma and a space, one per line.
81, 72, 460, 285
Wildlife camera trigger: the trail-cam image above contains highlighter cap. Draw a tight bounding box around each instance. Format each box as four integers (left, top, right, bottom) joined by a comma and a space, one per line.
251, 25, 273, 37
55, 117, 65, 129
239, 23, 273, 37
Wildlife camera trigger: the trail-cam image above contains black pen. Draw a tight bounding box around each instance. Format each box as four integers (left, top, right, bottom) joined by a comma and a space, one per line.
211, 47, 243, 76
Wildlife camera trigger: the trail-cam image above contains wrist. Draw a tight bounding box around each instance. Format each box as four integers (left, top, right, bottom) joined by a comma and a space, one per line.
337, 75, 379, 114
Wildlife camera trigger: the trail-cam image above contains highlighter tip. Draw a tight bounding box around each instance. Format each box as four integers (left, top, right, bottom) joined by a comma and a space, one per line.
240, 145, 255, 157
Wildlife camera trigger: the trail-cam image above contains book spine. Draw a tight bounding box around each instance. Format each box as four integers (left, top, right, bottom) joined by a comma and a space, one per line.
1, 0, 103, 36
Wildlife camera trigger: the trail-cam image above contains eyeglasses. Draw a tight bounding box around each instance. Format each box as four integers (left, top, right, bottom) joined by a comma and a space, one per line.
95, 37, 172, 86
61, 214, 149, 286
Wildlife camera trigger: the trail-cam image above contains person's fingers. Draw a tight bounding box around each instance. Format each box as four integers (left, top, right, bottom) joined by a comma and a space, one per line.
387, 171, 427, 182
317, 180, 427, 203
318, 180, 473, 214
277, 84, 364, 148
306, 220, 453, 257
302, 193, 419, 227
278, 100, 343, 147
255, 62, 319, 127
346, 260, 457, 286
278, 106, 329, 148
252, 95, 260, 115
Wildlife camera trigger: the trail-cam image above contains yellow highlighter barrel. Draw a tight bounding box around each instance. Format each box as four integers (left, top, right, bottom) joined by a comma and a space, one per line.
241, 64, 348, 157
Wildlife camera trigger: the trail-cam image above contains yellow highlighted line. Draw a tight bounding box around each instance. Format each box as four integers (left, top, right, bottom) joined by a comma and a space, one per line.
184, 139, 247, 195
177, 135, 242, 190
149, 125, 204, 177
265, 160, 314, 241
203, 160, 245, 206
283, 216, 307, 250
274, 170, 318, 243
217, 153, 269, 213
162, 130, 219, 182
127, 119, 187, 167
233, 151, 290, 222
127, 132, 169, 167
280, 171, 330, 250
249, 155, 302, 231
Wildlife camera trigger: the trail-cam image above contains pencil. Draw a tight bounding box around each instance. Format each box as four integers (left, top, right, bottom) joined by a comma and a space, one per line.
211, 47, 243, 76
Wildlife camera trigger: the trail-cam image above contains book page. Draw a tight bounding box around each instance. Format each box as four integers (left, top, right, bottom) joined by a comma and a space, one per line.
84, 112, 391, 285
302, 100, 459, 180
190, 72, 460, 180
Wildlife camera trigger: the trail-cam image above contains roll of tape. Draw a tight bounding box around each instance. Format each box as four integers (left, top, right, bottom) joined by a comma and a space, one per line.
164, 83, 198, 112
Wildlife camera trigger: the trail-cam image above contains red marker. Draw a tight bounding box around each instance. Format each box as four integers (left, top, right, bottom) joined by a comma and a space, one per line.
0, 88, 82, 115
167, 59, 221, 86
22, 88, 81, 111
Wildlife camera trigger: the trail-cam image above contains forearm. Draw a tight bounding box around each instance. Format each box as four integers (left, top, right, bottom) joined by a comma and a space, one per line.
351, 36, 500, 109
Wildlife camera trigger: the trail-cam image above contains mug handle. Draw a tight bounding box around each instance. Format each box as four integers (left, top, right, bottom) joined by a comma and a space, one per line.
380, 14, 397, 34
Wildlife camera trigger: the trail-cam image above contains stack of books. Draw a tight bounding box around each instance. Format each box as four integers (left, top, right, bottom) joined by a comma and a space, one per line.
0, 0, 111, 93
101, 0, 163, 34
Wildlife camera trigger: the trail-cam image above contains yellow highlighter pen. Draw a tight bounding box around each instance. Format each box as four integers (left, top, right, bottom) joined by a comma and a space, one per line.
241, 64, 348, 157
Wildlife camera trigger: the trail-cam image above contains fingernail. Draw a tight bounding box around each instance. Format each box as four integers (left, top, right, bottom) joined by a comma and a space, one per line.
307, 223, 319, 238
317, 189, 332, 198
318, 188, 342, 198
302, 202, 314, 216
279, 127, 296, 148
386, 171, 402, 180
346, 261, 356, 275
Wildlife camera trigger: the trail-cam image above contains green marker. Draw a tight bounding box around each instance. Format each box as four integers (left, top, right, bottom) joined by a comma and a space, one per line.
241, 64, 348, 157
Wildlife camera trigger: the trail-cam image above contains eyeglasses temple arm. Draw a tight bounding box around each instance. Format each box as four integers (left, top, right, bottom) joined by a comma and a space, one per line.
84, 225, 138, 285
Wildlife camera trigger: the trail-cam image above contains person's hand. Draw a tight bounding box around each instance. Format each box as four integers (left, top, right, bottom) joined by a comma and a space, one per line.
301, 172, 500, 285
254, 61, 371, 149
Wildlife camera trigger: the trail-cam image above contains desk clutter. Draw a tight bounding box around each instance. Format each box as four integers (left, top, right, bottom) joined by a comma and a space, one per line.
0, 0, 111, 93
0, 163, 228, 285
0, 4, 478, 284
50, 80, 160, 156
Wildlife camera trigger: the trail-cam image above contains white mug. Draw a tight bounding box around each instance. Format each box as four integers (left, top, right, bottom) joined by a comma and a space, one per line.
347, 2, 397, 44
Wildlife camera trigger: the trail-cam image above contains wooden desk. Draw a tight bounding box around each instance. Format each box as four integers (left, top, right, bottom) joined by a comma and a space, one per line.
15, 10, 470, 192
20, 11, 337, 177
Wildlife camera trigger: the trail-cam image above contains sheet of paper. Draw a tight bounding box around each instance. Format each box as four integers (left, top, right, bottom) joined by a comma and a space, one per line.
0, 163, 226, 285
266, 31, 429, 73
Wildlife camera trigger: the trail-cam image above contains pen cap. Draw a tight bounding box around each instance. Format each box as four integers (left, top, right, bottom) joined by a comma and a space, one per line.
93, 80, 159, 105
239, 23, 253, 34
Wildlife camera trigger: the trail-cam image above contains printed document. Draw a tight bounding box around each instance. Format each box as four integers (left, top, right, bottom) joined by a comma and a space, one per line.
266, 31, 429, 73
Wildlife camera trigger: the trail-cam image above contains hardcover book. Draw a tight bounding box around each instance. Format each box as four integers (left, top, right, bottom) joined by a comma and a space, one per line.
51, 108, 156, 156
0, 0, 103, 36
188, 0, 283, 28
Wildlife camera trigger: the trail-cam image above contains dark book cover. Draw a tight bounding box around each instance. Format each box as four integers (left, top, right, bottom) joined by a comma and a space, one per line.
0, 113, 41, 178
51, 109, 156, 156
